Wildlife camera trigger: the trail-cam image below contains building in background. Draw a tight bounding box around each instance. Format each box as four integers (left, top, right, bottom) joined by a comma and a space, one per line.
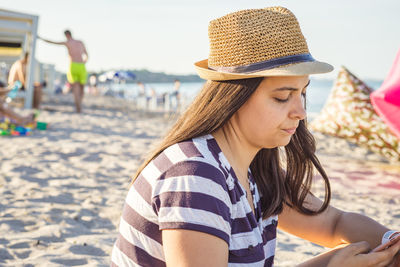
0, 8, 61, 108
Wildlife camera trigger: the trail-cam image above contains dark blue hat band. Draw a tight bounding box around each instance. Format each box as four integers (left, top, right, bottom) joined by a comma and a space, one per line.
208, 53, 315, 74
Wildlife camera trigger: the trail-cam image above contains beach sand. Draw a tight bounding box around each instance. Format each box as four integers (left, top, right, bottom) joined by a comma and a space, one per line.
0, 94, 399, 266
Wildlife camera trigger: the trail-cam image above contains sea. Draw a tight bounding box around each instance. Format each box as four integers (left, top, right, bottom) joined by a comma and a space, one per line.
106, 78, 383, 117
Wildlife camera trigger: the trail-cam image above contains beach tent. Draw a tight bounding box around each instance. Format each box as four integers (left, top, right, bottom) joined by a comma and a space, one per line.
371, 48, 400, 139
310, 66, 400, 162
0, 8, 39, 109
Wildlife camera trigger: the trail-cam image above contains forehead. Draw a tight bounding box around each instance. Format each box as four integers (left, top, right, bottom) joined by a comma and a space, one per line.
258, 76, 310, 91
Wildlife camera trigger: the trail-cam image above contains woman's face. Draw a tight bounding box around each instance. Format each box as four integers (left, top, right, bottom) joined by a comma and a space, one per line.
233, 76, 309, 149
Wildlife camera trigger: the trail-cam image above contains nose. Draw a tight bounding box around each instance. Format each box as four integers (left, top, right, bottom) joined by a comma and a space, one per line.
289, 96, 307, 120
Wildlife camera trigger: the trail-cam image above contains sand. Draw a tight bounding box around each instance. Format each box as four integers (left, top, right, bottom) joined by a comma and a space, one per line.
0, 94, 399, 266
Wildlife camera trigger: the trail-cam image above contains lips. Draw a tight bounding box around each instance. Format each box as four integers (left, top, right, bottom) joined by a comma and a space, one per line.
282, 127, 297, 134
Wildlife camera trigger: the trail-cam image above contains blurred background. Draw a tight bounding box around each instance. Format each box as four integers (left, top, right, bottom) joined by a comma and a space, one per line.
0, 0, 399, 112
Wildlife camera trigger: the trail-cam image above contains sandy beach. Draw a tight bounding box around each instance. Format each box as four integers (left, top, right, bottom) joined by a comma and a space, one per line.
1, 94, 399, 266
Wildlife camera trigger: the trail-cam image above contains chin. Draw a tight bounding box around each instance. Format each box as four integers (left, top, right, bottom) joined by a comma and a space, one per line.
278, 137, 292, 147
263, 138, 291, 149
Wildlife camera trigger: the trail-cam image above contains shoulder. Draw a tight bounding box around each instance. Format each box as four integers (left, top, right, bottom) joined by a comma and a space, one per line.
132, 137, 233, 239
140, 136, 229, 195
150, 135, 221, 171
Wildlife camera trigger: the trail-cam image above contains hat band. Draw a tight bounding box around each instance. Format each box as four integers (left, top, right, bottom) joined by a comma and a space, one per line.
208, 53, 315, 74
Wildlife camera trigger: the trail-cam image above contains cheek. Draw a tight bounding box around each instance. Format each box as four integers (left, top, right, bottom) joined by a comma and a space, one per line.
236, 98, 282, 141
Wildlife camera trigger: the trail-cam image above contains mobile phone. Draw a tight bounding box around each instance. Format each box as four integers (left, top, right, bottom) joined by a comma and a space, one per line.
371, 234, 400, 253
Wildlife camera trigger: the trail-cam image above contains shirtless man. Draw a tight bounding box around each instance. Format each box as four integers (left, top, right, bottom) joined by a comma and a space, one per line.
8, 52, 43, 109
40, 30, 88, 113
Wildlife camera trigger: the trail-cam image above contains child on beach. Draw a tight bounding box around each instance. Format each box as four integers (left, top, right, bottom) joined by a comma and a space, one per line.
112, 7, 400, 266
0, 82, 35, 125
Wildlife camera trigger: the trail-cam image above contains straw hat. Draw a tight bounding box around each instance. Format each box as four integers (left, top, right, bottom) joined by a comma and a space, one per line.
195, 7, 333, 81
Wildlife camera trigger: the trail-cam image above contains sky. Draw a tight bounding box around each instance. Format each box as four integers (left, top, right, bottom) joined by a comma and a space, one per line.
2, 0, 400, 80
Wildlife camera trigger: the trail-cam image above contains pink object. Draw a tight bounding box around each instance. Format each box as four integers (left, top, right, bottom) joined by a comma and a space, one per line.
371, 48, 400, 139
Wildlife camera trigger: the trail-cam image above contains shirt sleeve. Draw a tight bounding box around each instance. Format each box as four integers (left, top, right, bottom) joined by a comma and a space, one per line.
151, 159, 232, 245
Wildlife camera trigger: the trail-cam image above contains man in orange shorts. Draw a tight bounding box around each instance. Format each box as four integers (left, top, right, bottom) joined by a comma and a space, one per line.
40, 30, 88, 113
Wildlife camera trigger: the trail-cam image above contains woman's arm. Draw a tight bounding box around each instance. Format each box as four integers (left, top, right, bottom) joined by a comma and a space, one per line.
162, 229, 228, 267
278, 193, 388, 249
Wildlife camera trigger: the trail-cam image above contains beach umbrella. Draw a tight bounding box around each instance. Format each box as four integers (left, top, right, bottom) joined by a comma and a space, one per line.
105, 70, 119, 81
370, 48, 400, 139
98, 70, 136, 83
98, 72, 110, 83
114, 70, 136, 80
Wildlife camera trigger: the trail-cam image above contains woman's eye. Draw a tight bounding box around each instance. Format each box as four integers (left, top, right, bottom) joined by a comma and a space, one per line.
274, 92, 305, 103
274, 97, 289, 103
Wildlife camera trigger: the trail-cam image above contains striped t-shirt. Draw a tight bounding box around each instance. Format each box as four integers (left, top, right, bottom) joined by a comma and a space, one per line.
111, 134, 278, 266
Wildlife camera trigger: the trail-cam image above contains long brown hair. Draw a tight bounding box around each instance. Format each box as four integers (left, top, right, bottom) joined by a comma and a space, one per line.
132, 78, 331, 218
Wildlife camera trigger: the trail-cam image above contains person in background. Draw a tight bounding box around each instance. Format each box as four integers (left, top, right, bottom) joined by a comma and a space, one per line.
39, 30, 88, 113
88, 75, 99, 95
8, 52, 44, 109
111, 7, 400, 267
0, 81, 34, 125
137, 81, 146, 97
171, 78, 181, 111
136, 81, 149, 108
54, 79, 63, 95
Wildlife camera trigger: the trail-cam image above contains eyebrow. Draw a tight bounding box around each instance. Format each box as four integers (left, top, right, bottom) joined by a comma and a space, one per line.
273, 80, 311, 92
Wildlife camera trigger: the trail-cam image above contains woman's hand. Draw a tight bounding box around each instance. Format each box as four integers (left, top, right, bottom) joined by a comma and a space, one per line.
387, 251, 400, 267
327, 241, 400, 267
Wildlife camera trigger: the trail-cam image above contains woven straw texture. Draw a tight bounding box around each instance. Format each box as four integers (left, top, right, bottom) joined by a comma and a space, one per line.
208, 7, 310, 68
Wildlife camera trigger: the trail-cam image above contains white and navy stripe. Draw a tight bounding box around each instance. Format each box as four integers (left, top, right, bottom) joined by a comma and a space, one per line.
112, 134, 278, 266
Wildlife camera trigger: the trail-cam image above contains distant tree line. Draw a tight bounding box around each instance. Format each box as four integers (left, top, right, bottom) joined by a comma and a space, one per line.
89, 69, 203, 83
131, 69, 203, 83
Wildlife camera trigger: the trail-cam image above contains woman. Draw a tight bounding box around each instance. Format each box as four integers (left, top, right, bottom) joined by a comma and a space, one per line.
111, 7, 400, 266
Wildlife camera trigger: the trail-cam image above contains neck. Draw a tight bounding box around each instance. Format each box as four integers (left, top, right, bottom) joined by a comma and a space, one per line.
212, 118, 259, 179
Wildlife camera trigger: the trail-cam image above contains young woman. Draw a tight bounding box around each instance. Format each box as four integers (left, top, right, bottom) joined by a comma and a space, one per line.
111, 7, 400, 267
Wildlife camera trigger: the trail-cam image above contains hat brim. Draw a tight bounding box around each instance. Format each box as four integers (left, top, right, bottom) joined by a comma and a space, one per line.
194, 59, 333, 81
